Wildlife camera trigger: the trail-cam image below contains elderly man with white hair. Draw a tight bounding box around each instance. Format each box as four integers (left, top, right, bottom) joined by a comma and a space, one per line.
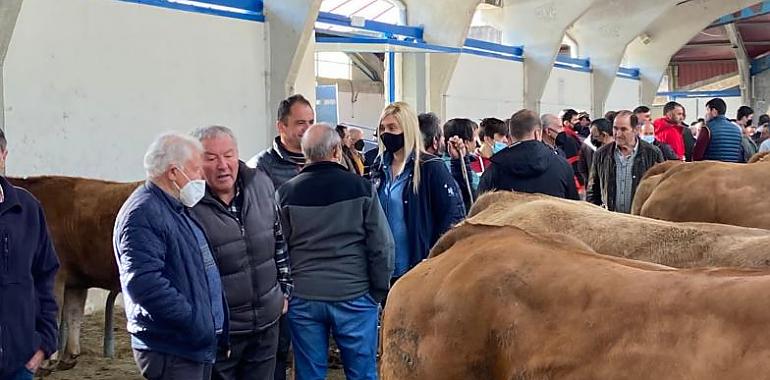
190, 126, 292, 380
113, 131, 228, 380
277, 123, 394, 380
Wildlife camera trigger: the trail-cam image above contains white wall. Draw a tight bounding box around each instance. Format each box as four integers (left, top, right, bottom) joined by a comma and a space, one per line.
541, 67, 592, 116
444, 53, 524, 120
668, 96, 743, 122
606, 77, 641, 112
337, 91, 384, 130
5, 0, 269, 181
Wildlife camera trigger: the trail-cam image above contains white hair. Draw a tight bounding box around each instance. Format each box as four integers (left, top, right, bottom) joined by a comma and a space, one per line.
301, 123, 341, 163
143, 131, 203, 179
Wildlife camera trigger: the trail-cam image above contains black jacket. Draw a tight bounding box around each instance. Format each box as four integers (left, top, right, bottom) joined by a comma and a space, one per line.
248, 137, 304, 189
478, 140, 579, 200
653, 140, 680, 161
0, 178, 59, 378
586, 140, 665, 212
191, 162, 286, 334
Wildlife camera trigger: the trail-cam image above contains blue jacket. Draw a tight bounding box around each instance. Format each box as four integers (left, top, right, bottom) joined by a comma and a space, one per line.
113, 181, 228, 363
371, 153, 465, 271
0, 177, 59, 379
703, 115, 743, 163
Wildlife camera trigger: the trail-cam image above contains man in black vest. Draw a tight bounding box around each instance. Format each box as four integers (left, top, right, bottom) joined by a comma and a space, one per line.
191, 126, 293, 380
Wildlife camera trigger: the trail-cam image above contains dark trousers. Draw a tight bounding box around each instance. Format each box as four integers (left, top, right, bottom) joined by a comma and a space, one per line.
213, 324, 279, 380
274, 314, 292, 380
133, 349, 213, 380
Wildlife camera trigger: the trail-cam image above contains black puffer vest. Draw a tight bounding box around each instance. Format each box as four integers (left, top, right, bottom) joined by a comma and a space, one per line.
192, 162, 283, 334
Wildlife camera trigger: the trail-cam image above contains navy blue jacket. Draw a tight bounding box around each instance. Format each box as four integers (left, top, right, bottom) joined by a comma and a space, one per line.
371, 153, 465, 270
113, 181, 228, 363
0, 177, 59, 379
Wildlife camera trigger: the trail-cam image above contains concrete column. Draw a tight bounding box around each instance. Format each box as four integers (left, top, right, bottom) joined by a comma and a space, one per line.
570, 0, 676, 114
400, 52, 427, 113
499, 0, 598, 113
263, 0, 321, 140
753, 69, 770, 115
725, 23, 752, 106
401, 0, 480, 118
626, 0, 760, 106
0, 0, 24, 133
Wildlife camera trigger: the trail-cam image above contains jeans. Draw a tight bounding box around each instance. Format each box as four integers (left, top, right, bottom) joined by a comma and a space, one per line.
8, 366, 34, 380
288, 294, 379, 380
213, 324, 279, 380
133, 349, 213, 380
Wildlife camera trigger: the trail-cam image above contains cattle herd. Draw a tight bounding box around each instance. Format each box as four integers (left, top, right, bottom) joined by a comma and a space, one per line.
10, 157, 770, 378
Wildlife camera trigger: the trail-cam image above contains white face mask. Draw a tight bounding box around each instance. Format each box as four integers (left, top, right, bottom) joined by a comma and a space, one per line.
174, 168, 206, 207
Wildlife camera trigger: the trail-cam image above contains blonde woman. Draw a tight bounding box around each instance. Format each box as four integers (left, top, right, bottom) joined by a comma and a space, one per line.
371, 102, 465, 285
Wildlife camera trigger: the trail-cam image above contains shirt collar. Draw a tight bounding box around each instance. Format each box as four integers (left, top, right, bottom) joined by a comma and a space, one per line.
615, 140, 639, 158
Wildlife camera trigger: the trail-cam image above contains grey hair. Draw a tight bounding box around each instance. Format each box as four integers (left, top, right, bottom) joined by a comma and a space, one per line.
540, 114, 560, 130
191, 125, 238, 146
301, 123, 341, 163
143, 131, 203, 179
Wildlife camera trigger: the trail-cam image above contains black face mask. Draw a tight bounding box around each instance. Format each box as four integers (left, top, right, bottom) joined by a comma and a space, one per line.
747, 118, 753, 127
591, 138, 603, 148
354, 140, 365, 151
381, 132, 405, 153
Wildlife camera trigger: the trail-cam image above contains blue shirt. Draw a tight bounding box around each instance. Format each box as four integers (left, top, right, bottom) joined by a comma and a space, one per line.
182, 212, 225, 335
378, 156, 412, 278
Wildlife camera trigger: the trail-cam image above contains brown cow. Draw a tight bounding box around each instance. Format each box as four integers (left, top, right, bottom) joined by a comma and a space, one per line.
382, 225, 770, 379
631, 157, 770, 228
8, 176, 139, 370
449, 191, 770, 268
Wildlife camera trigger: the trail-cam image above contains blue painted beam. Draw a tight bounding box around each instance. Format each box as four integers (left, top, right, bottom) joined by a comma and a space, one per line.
657, 88, 741, 99
117, 0, 264, 21
463, 38, 523, 57
711, 1, 770, 27
617, 67, 641, 79
554, 55, 591, 69
317, 11, 423, 40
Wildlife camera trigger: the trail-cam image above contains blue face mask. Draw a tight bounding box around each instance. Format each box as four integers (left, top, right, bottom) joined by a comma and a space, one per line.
493, 141, 507, 154
641, 135, 655, 144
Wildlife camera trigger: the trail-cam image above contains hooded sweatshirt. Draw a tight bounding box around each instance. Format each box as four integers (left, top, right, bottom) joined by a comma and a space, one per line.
653, 118, 685, 160
478, 140, 579, 200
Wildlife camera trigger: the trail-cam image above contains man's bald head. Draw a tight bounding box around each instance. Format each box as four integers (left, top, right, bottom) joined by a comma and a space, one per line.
301, 123, 342, 163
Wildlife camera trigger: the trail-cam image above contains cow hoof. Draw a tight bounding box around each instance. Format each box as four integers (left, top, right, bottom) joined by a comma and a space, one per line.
55, 357, 78, 371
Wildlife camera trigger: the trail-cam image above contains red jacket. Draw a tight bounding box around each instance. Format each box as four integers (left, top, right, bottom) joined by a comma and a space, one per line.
652, 118, 685, 160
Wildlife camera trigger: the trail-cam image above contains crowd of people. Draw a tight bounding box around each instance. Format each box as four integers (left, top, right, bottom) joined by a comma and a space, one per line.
5, 93, 769, 380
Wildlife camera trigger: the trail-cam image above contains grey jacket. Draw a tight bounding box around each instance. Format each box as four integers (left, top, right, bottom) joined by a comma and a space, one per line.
191, 162, 286, 334
277, 161, 394, 302
587, 140, 664, 212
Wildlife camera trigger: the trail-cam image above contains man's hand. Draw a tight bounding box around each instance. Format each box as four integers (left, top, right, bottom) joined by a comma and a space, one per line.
447, 136, 467, 159
26, 349, 45, 372
282, 298, 288, 315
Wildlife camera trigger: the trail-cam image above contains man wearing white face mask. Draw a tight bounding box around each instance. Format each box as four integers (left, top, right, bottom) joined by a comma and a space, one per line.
113, 131, 228, 380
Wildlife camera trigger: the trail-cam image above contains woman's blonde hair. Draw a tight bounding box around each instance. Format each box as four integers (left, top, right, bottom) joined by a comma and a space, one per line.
378, 102, 424, 193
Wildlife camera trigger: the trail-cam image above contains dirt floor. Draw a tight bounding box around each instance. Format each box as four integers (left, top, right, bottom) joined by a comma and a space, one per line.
42, 307, 345, 380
